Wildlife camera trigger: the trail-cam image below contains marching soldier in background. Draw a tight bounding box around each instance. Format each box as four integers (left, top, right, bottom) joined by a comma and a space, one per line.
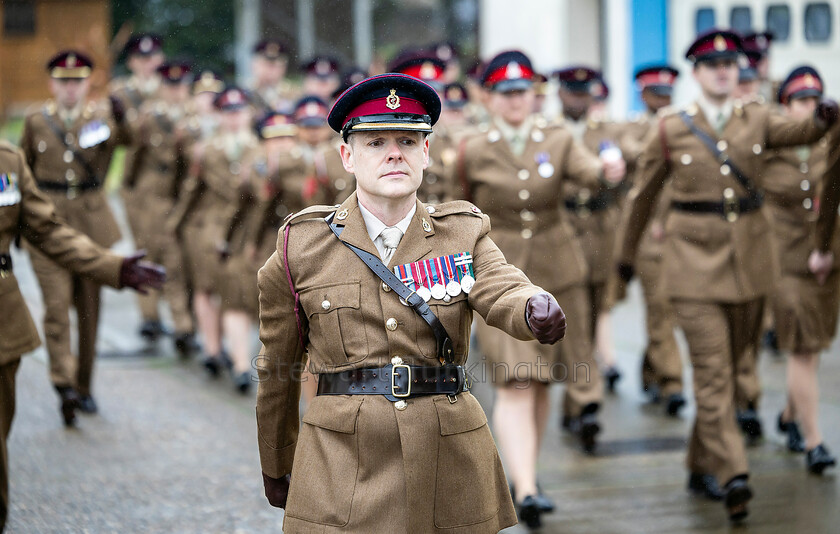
457, 51, 624, 527
188, 70, 224, 141
742, 32, 777, 104
300, 56, 341, 104
170, 86, 258, 377
764, 66, 837, 474
258, 72, 567, 534
249, 39, 296, 114
21, 51, 133, 424
616, 65, 686, 416
0, 141, 165, 533
126, 61, 198, 357
555, 66, 625, 391
614, 29, 838, 521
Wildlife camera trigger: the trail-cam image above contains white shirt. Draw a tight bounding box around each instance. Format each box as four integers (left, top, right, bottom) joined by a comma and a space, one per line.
358, 200, 416, 261
697, 94, 733, 131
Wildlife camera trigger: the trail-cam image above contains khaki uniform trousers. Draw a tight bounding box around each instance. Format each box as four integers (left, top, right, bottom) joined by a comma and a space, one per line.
636, 252, 683, 396
133, 220, 193, 334
673, 298, 764, 485
1, 359, 20, 532
560, 285, 604, 416
28, 247, 101, 396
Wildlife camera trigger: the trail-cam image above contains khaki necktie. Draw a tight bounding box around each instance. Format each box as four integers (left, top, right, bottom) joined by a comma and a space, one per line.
715, 112, 727, 135
377, 226, 404, 265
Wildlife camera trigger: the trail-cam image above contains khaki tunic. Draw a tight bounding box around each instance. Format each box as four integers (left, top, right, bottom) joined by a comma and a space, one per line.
457, 119, 604, 406
257, 193, 539, 533
764, 135, 840, 353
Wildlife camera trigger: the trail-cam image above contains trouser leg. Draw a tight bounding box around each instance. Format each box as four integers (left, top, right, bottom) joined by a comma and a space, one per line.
73, 276, 101, 397
558, 285, 602, 417
0, 359, 21, 532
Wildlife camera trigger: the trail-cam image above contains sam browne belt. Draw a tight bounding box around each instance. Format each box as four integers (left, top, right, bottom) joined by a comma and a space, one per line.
317, 362, 469, 402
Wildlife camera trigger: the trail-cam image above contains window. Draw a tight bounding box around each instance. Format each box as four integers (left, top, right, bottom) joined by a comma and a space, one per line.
696, 7, 716, 33
730, 6, 753, 33
3, 0, 36, 37
766, 5, 791, 42
804, 3, 832, 42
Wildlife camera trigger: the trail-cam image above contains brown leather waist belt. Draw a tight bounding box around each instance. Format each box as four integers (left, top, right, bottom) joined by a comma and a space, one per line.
564, 192, 615, 214
672, 195, 762, 221
0, 253, 11, 278
317, 363, 469, 402
36, 180, 101, 196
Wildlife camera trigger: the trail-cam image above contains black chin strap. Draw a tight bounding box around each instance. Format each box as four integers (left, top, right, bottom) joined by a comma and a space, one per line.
326, 213, 454, 364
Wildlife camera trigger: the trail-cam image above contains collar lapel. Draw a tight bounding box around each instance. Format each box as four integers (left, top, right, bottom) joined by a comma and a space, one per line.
388, 199, 433, 268
333, 192, 380, 257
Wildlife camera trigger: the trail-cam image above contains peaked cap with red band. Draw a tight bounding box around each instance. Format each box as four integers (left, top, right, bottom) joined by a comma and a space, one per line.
554, 66, 600, 93
157, 62, 192, 84
778, 66, 823, 105
634, 64, 679, 96
388, 51, 447, 83
47, 51, 94, 79
481, 50, 534, 92
328, 73, 441, 141
742, 32, 773, 56
685, 28, 742, 63
253, 38, 288, 59
193, 70, 224, 95
214, 86, 250, 111
257, 112, 297, 139
123, 33, 163, 57
294, 95, 329, 126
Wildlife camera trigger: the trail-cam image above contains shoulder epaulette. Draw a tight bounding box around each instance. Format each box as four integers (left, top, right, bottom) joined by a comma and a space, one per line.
656, 105, 680, 118
0, 140, 19, 153
283, 204, 339, 226
425, 200, 485, 218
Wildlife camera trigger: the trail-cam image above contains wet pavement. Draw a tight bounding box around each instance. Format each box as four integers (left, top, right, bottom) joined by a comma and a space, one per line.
4, 198, 840, 533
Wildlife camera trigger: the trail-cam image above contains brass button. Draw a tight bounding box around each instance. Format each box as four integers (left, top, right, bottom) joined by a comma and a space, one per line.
63, 150, 74, 163
521, 228, 533, 239
531, 129, 545, 143
681, 154, 692, 165
381, 282, 391, 292
520, 209, 535, 221
65, 169, 75, 181
803, 198, 813, 210
426, 205, 436, 214
720, 164, 731, 176
518, 169, 530, 180
518, 189, 530, 201
487, 130, 501, 143
800, 163, 809, 174
386, 318, 398, 331
335, 178, 347, 191
716, 140, 728, 151
321, 300, 331, 310
752, 144, 762, 155
394, 400, 408, 411
391, 356, 403, 365
801, 180, 811, 192
723, 187, 735, 199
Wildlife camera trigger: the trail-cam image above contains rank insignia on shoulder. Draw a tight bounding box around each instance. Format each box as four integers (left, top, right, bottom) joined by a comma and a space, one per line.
0, 173, 21, 206
393, 252, 475, 304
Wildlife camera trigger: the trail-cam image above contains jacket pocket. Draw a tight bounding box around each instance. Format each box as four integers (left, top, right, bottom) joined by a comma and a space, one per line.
286, 395, 363, 526
433, 394, 503, 528
416, 292, 469, 361
299, 281, 368, 366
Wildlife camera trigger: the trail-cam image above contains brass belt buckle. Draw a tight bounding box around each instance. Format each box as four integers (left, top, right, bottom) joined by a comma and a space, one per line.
391, 364, 412, 398
576, 192, 591, 218
723, 188, 739, 222
67, 183, 80, 200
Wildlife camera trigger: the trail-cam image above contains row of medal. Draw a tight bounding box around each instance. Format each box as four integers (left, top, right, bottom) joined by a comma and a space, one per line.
394, 252, 475, 303
0, 173, 21, 207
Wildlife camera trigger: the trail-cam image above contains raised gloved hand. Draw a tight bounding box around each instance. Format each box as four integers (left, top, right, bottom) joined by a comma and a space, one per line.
119, 251, 166, 294
617, 263, 635, 283
526, 292, 567, 344
808, 249, 834, 285
263, 472, 291, 508
817, 99, 839, 128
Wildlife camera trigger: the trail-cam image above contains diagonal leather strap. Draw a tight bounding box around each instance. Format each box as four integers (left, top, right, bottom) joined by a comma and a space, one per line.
326, 213, 454, 364
41, 109, 101, 188
678, 111, 762, 202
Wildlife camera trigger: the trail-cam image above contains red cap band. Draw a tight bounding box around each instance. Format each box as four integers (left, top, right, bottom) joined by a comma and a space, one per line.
637, 71, 676, 88
782, 75, 823, 103
342, 96, 427, 128
484, 63, 535, 86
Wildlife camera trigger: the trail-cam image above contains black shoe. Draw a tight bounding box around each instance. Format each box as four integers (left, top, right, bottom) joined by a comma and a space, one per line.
566, 403, 600, 454
517, 495, 543, 529
534, 483, 555, 513
737, 407, 764, 442
77, 395, 98, 414
687, 473, 724, 501
203, 356, 222, 378
777, 413, 805, 452
139, 320, 167, 341
723, 477, 752, 523
643, 383, 662, 404
762, 329, 781, 357
560, 414, 572, 430
234, 371, 252, 394
56, 386, 80, 427
806, 444, 837, 475
604, 366, 621, 393
665, 393, 686, 417
174, 333, 199, 359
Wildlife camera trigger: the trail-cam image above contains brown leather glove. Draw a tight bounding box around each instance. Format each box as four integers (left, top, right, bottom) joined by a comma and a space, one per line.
263, 472, 291, 508
119, 251, 166, 294
526, 292, 566, 344
817, 99, 839, 128
618, 263, 635, 283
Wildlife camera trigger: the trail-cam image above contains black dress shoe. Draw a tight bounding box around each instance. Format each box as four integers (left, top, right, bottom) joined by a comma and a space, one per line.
77, 395, 98, 414
604, 366, 621, 393
761, 329, 781, 357
517, 495, 542, 529
723, 477, 752, 523
203, 356, 222, 378
535, 483, 555, 513
643, 383, 662, 404
687, 473, 723, 501
174, 333, 200, 359
139, 320, 168, 341
234, 371, 252, 394
806, 444, 837, 475
777, 413, 805, 452
737, 406, 763, 442
56, 386, 80, 427
565, 403, 600, 453
665, 393, 686, 417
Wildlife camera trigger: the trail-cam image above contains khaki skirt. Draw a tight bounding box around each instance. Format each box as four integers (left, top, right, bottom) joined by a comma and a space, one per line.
772, 271, 840, 354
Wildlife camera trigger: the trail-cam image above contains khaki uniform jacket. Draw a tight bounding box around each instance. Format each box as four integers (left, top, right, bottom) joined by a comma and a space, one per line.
0, 142, 122, 364
617, 100, 830, 302
257, 193, 539, 532
110, 76, 159, 193
20, 99, 130, 248
814, 123, 840, 252
457, 120, 603, 292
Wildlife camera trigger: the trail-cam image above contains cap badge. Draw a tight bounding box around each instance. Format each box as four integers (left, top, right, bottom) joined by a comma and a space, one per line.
171, 66, 182, 78
267, 43, 280, 56
437, 45, 453, 61
757, 35, 768, 48
713, 35, 727, 52
316, 59, 330, 76
505, 61, 523, 80
386, 89, 401, 110
305, 101, 321, 116
67, 54, 77, 68
228, 91, 242, 104
575, 69, 587, 81
447, 87, 461, 100
420, 61, 437, 80
804, 73, 816, 87
140, 37, 153, 53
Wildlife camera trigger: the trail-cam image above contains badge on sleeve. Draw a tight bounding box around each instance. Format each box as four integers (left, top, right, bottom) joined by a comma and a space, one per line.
0, 173, 21, 206
78, 120, 111, 149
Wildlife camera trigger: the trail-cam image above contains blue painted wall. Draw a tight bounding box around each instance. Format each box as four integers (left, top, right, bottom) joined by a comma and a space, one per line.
629, 0, 669, 112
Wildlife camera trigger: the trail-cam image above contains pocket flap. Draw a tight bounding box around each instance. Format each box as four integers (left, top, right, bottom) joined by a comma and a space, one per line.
300, 281, 361, 315
434, 393, 487, 436
302, 395, 363, 434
